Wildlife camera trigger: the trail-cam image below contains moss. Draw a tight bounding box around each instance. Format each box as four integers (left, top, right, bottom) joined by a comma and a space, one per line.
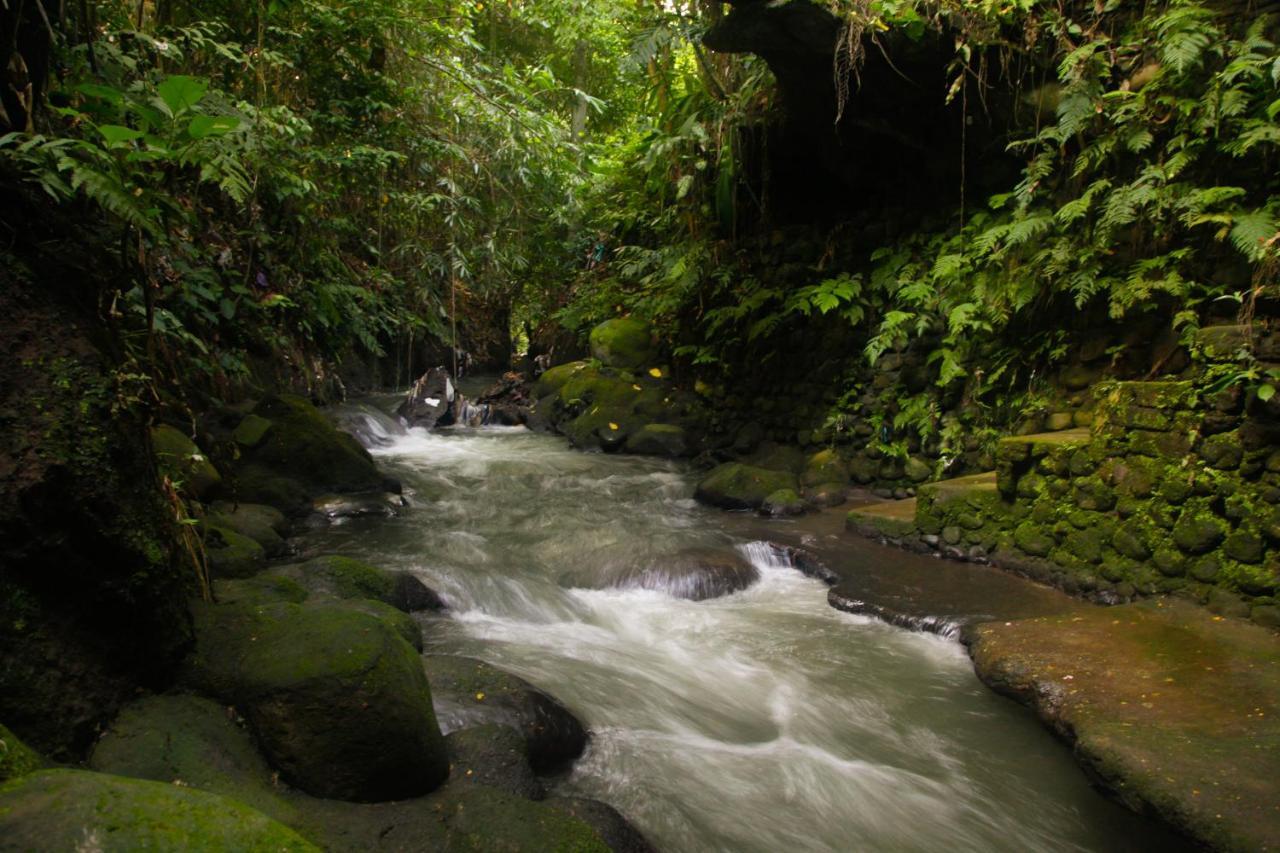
1073, 476, 1116, 512
534, 360, 590, 397
1013, 522, 1054, 557
747, 443, 807, 474
1223, 529, 1265, 565
1112, 521, 1153, 561
1172, 503, 1229, 555
1200, 431, 1244, 471
1063, 527, 1106, 564
207, 503, 287, 558
0, 724, 41, 782
204, 525, 266, 579
152, 424, 222, 499
277, 555, 397, 603
623, 423, 688, 457
215, 574, 309, 606
694, 463, 800, 510
761, 489, 807, 517
801, 449, 850, 487
588, 317, 657, 370
183, 600, 448, 802
232, 414, 274, 448
230, 464, 311, 516
0, 769, 317, 850
243, 395, 382, 496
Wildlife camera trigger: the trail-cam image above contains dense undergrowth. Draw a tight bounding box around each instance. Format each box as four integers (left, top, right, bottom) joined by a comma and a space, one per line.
1, 0, 1277, 442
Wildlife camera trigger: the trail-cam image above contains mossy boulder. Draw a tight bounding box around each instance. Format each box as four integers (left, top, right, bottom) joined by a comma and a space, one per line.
695, 463, 799, 510
233, 395, 385, 511
1112, 522, 1153, 561
207, 502, 288, 557
267, 556, 445, 614
424, 656, 587, 773
0, 769, 316, 851
232, 414, 274, 448
152, 424, 222, 499
0, 725, 41, 783
204, 525, 265, 579
545, 797, 657, 853
1013, 522, 1054, 558
588, 318, 657, 370
181, 600, 448, 802
760, 489, 807, 518
624, 423, 688, 458
1172, 508, 1229, 555
88, 694, 300, 824
800, 449, 850, 487
803, 482, 848, 508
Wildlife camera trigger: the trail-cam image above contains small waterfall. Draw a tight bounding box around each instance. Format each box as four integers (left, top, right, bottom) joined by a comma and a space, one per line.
329, 402, 408, 449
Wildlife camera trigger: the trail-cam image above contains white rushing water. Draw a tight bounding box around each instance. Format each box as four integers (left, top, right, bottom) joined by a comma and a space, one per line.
301, 406, 1175, 853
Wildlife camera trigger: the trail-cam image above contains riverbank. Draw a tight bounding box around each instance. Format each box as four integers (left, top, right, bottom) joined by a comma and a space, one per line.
769, 504, 1279, 852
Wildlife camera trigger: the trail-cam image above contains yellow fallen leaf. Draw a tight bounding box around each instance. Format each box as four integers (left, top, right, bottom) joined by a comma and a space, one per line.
648, 368, 662, 378
632, 384, 642, 391
609, 422, 619, 431
475, 692, 485, 701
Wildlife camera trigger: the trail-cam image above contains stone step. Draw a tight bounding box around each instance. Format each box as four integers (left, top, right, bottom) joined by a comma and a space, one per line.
999, 427, 1093, 451
845, 496, 918, 538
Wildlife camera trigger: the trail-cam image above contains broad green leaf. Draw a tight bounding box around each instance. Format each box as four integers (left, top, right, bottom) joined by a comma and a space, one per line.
187, 115, 241, 139
157, 76, 209, 117
98, 125, 145, 146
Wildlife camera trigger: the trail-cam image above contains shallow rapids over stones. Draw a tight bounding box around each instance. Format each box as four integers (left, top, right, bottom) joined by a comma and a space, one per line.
298, 401, 1190, 852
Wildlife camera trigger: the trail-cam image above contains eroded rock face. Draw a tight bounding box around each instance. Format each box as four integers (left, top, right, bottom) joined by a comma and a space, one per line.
181, 600, 448, 802
424, 655, 587, 773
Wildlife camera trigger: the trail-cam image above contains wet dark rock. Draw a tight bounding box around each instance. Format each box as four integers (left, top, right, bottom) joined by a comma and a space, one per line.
569, 547, 760, 601
309, 491, 405, 522
398, 367, 455, 429
424, 655, 587, 773
546, 797, 657, 853
445, 724, 544, 800
268, 555, 444, 614
207, 502, 289, 558
828, 586, 963, 639
204, 525, 266, 579
151, 424, 222, 499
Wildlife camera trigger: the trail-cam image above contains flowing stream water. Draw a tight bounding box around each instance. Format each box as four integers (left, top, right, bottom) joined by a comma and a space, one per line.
308, 397, 1186, 853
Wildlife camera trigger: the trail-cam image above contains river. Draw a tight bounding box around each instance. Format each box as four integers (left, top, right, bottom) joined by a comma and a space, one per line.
304, 398, 1186, 853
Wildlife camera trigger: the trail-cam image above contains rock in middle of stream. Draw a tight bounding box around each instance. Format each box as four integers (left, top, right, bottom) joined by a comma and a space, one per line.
564, 546, 760, 601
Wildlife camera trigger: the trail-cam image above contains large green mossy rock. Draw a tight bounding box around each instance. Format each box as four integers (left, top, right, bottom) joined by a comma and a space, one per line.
207, 502, 287, 557
588, 317, 657, 370
87, 695, 610, 852
89, 695, 301, 825
181, 600, 448, 802
0, 725, 40, 783
152, 424, 222, 499
204, 525, 265, 579
268, 555, 444, 614
746, 443, 807, 474
233, 396, 384, 511
0, 769, 316, 851
694, 463, 800, 511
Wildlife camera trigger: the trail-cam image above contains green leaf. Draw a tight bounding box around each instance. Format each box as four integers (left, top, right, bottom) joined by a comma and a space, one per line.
98, 125, 144, 146
1258, 384, 1276, 402
187, 115, 241, 139
156, 76, 209, 117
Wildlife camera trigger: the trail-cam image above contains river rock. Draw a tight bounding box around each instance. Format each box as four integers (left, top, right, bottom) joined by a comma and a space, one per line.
624, 423, 689, 458
230, 395, 389, 515
204, 525, 265, 579
207, 502, 288, 557
152, 424, 222, 499
268, 555, 444, 613
445, 724, 544, 800
695, 463, 800, 510
768, 543, 839, 584
0, 769, 316, 851
760, 488, 807, 517
570, 547, 760, 601
424, 655, 587, 773
546, 797, 658, 853
801, 449, 849, 487
589, 317, 658, 370
398, 367, 456, 429
803, 482, 848, 507
181, 600, 448, 802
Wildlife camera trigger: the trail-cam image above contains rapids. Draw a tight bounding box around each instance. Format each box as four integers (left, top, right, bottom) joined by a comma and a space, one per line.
300, 399, 1187, 852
